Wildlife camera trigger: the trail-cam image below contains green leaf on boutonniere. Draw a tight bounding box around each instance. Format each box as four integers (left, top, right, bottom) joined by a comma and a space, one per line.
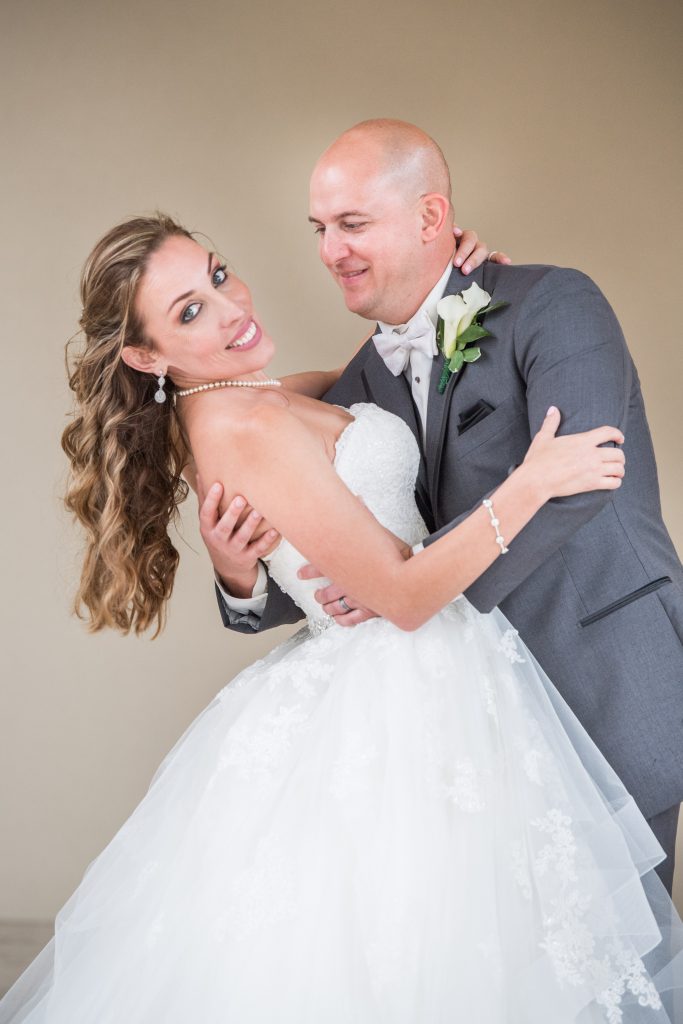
478, 301, 508, 318
458, 323, 490, 346
463, 347, 482, 363
437, 363, 451, 394
449, 350, 465, 373
436, 317, 445, 347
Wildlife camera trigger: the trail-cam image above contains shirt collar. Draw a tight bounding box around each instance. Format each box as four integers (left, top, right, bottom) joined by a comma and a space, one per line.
377, 257, 454, 337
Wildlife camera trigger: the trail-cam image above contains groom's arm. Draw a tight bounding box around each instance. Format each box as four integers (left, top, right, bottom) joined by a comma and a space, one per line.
424, 267, 632, 613
215, 566, 305, 634
197, 482, 305, 634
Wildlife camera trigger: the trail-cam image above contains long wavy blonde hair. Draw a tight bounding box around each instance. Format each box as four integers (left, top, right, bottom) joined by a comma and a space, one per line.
62, 213, 194, 637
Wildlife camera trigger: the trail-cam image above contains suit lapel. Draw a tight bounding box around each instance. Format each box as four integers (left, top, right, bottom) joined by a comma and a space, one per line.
425, 264, 487, 508
361, 342, 430, 509
362, 345, 420, 441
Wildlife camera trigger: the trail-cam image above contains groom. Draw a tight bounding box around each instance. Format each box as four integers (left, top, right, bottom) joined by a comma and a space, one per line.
203, 119, 683, 894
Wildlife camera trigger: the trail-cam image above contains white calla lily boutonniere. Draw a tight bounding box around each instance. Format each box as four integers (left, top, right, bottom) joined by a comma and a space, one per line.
436, 283, 508, 394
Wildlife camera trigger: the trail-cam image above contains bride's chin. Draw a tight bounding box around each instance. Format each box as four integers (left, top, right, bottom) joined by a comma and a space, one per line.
247, 337, 276, 372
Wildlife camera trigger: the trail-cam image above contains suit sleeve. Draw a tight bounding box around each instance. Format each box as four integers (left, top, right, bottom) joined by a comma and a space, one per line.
215, 576, 305, 634
422, 268, 632, 613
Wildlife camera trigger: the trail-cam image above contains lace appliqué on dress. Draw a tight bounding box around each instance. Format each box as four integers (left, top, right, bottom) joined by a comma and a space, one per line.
527, 809, 661, 1019
596, 947, 663, 1023
443, 758, 489, 813
497, 627, 527, 664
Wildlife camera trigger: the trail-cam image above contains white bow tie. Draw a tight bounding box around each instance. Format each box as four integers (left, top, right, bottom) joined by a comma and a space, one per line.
373, 309, 438, 376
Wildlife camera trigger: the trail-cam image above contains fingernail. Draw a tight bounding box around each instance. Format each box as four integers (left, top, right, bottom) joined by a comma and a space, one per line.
462, 263, 471, 274
234, 496, 245, 507
268, 529, 278, 538
211, 483, 221, 493
454, 257, 462, 266
251, 509, 260, 519
547, 406, 558, 415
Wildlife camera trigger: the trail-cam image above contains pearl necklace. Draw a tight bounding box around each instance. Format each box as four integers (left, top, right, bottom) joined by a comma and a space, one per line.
175, 378, 282, 398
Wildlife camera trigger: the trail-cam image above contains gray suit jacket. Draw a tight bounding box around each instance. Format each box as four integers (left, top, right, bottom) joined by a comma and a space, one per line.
217, 263, 683, 819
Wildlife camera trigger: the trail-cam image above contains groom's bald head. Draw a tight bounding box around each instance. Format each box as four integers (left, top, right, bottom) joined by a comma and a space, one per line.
309, 119, 455, 323
318, 119, 452, 202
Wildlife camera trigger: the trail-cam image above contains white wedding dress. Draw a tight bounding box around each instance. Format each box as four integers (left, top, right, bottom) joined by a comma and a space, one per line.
2, 403, 681, 1023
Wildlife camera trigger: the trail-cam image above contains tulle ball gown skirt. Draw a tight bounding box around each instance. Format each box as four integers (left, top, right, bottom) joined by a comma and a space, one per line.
1, 599, 681, 1022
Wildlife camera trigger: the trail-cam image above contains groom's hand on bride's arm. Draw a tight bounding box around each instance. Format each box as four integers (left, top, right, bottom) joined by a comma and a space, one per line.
453, 225, 512, 276
197, 477, 280, 597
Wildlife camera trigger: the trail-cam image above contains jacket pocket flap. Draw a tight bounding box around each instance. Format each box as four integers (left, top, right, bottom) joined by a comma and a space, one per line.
579, 577, 672, 627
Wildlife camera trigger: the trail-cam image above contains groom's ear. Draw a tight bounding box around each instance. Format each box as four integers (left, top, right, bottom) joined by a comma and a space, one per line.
419, 193, 451, 242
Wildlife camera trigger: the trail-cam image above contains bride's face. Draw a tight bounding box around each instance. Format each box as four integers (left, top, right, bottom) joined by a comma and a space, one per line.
129, 234, 275, 387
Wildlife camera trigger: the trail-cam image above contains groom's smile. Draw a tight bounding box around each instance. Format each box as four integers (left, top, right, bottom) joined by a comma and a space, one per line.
337, 265, 370, 287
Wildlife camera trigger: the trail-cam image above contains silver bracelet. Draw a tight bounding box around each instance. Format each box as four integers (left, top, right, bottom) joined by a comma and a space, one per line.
482, 498, 509, 554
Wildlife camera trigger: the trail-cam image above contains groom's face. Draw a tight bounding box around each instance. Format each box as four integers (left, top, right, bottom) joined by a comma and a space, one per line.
309, 159, 428, 324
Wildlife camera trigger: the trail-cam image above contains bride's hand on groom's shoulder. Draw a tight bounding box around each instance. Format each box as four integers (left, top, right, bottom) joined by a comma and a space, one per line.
453, 226, 512, 276
196, 477, 280, 597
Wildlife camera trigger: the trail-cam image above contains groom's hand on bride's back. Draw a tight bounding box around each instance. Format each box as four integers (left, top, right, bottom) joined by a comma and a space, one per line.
300, 522, 412, 627
298, 564, 379, 627
197, 477, 280, 597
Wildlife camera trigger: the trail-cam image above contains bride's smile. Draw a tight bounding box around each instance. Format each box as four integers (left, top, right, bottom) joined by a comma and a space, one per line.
226, 318, 261, 350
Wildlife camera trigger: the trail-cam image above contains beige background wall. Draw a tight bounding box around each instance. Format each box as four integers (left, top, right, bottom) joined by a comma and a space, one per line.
1, 0, 681, 920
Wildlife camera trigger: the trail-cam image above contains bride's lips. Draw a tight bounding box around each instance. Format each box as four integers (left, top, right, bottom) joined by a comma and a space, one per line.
225, 318, 262, 352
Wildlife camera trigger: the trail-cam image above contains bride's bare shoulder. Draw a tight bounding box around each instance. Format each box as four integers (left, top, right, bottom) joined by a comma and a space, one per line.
187, 390, 317, 465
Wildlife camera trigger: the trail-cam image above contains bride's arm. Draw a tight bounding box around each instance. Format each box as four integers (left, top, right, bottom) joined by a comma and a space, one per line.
279, 330, 374, 397
192, 406, 624, 632
279, 367, 344, 398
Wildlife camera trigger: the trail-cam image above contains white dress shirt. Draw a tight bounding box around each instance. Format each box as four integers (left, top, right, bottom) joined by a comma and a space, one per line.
376, 259, 453, 438
216, 561, 268, 615
217, 259, 453, 613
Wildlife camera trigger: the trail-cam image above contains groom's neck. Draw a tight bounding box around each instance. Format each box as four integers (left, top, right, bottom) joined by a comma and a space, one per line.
380, 254, 454, 326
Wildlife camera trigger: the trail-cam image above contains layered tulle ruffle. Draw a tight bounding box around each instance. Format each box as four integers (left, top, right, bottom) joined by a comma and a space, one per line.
2, 600, 681, 1022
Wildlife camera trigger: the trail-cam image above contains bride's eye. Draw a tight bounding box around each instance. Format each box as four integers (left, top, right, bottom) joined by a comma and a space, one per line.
212, 265, 228, 286
181, 302, 201, 324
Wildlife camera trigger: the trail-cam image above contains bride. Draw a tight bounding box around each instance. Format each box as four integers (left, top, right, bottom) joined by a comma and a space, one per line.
2, 214, 681, 1023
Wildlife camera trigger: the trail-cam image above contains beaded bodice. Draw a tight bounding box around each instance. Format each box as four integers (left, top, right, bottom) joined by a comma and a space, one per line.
262, 403, 428, 625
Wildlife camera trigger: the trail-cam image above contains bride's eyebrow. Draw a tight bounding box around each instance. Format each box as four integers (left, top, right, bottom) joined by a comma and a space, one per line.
167, 252, 217, 314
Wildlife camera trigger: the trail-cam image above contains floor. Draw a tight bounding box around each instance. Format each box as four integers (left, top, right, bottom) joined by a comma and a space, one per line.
0, 920, 53, 998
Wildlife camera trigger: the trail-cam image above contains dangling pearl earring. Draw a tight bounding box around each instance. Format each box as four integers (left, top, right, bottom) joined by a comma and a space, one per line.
154, 373, 167, 404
